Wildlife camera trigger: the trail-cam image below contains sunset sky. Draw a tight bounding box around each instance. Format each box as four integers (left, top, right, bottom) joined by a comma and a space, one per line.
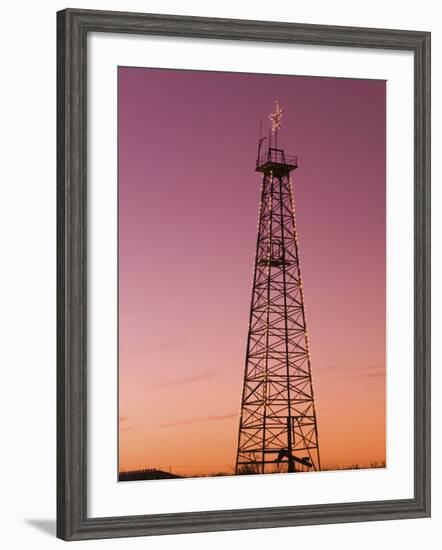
118, 67, 386, 476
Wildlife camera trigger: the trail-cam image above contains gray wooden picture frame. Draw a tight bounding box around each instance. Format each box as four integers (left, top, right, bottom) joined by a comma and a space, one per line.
57, 8, 431, 541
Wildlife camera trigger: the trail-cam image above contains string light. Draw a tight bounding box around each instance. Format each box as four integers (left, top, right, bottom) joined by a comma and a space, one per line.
269, 100, 284, 134
288, 174, 318, 413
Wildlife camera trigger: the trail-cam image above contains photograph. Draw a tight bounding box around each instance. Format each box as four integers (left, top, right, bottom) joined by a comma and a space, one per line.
0, 0, 434, 546
117, 67, 387, 482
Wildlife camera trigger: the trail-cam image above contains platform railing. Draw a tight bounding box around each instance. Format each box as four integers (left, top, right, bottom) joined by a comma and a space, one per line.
256, 147, 298, 169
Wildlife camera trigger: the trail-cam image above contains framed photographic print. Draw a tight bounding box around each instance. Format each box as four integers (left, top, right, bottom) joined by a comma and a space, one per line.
57, 8, 431, 541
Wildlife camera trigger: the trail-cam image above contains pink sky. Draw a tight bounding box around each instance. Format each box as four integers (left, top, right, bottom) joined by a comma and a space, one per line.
118, 67, 386, 476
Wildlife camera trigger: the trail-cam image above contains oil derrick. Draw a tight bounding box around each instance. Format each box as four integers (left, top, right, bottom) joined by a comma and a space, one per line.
235, 101, 321, 475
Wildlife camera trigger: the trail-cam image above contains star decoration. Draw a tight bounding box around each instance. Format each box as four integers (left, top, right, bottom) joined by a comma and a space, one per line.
269, 100, 284, 134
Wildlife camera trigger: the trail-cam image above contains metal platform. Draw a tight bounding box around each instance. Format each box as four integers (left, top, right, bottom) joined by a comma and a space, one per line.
256, 146, 298, 175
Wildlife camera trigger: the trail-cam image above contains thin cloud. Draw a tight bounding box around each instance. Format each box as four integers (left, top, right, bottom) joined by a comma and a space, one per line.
317, 364, 385, 378
125, 340, 186, 362
316, 364, 345, 372
354, 365, 385, 378
158, 412, 237, 429
151, 369, 220, 389
364, 371, 385, 379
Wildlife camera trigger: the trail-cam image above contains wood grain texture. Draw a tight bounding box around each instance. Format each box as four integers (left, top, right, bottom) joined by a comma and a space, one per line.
56, 8, 431, 541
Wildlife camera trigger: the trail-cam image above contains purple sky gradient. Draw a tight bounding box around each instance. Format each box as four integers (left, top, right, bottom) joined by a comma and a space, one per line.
118, 67, 386, 475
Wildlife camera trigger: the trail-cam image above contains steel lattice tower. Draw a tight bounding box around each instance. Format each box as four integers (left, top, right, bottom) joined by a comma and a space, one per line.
235, 103, 321, 475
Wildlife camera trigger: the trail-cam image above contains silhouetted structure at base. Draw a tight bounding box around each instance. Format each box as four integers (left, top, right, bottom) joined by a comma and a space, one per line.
119, 468, 182, 482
